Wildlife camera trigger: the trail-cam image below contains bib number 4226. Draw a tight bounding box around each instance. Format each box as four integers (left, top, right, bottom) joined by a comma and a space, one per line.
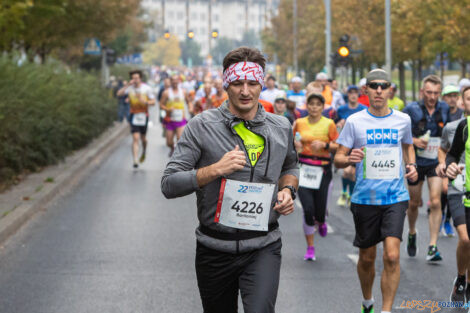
231, 201, 264, 214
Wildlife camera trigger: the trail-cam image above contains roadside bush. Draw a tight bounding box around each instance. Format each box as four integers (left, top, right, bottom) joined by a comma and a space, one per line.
0, 58, 115, 188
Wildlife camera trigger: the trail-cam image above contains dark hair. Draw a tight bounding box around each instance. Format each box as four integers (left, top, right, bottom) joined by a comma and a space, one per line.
129, 70, 144, 79
223, 47, 266, 72
267, 76, 276, 81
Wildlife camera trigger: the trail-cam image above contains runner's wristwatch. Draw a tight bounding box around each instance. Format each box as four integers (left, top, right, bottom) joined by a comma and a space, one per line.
280, 185, 297, 200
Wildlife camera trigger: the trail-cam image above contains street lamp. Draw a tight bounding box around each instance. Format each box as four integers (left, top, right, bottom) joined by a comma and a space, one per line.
211, 29, 219, 39
164, 29, 170, 39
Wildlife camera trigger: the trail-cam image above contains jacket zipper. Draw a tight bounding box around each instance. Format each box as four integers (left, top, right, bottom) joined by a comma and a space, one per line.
233, 123, 270, 254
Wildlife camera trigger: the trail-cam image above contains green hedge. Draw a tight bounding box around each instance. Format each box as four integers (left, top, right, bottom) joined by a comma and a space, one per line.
0, 58, 115, 187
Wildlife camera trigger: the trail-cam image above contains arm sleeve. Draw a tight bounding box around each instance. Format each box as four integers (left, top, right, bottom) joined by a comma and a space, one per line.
161, 118, 202, 198
402, 116, 413, 145
446, 120, 466, 167
329, 121, 339, 141
440, 125, 451, 151
336, 119, 354, 148
280, 124, 299, 179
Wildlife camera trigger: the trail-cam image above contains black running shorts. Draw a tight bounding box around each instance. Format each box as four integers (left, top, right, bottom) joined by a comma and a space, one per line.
350, 201, 408, 249
407, 164, 438, 185
448, 194, 466, 227
129, 113, 149, 135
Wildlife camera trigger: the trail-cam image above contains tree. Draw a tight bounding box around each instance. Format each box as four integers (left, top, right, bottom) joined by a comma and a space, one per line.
212, 37, 236, 65
142, 36, 180, 66
180, 38, 203, 66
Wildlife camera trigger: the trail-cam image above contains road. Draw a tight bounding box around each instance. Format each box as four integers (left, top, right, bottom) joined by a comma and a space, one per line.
0, 112, 464, 313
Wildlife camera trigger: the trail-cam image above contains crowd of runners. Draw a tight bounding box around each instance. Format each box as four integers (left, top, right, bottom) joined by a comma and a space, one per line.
116, 46, 470, 313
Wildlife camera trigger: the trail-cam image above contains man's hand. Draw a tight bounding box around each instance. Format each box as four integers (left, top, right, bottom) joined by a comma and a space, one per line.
414, 138, 428, 149
336, 119, 345, 129
405, 164, 418, 182
348, 148, 365, 163
435, 163, 446, 178
213, 145, 246, 176
311, 140, 326, 151
273, 188, 294, 215
446, 162, 464, 180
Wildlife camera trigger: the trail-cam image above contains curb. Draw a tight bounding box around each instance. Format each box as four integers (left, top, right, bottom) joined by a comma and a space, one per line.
0, 122, 129, 245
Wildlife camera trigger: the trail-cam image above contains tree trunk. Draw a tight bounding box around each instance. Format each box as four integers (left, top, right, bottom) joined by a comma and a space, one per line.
351, 60, 356, 85
417, 58, 423, 91
399, 61, 406, 102
412, 60, 416, 101
461, 60, 467, 79
440, 52, 445, 81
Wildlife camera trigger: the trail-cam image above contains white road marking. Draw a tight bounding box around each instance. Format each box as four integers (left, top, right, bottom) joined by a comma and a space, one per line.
347, 254, 359, 265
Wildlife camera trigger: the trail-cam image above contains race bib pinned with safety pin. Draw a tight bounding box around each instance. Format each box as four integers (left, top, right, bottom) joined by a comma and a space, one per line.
299, 164, 323, 189
214, 178, 275, 231
132, 113, 147, 126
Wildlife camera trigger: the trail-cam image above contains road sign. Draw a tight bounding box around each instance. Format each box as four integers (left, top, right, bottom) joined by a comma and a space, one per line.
84, 38, 101, 55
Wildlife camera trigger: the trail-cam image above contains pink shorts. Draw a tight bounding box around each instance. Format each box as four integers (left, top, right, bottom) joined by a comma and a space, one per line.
165, 119, 187, 131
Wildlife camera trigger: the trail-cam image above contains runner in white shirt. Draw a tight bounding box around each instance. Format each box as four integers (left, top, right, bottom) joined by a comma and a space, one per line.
334, 69, 418, 313
260, 76, 280, 104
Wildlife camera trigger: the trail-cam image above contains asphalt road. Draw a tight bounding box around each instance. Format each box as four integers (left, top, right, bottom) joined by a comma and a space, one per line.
0, 112, 465, 313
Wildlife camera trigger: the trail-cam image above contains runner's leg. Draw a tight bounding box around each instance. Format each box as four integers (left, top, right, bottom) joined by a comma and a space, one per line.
427, 176, 443, 246
176, 125, 185, 140
132, 132, 140, 165
455, 225, 470, 276
381, 237, 401, 312
239, 239, 281, 313
407, 181, 424, 235
166, 129, 175, 155
195, 242, 239, 313
313, 169, 332, 223
298, 187, 315, 247
358, 246, 377, 301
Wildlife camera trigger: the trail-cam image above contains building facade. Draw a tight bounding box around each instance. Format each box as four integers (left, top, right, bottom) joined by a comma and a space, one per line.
141, 0, 279, 56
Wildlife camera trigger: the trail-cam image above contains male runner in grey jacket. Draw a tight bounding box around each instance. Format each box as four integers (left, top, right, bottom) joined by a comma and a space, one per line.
161, 47, 299, 313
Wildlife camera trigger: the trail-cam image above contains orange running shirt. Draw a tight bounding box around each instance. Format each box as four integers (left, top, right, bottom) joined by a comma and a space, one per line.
293, 116, 339, 158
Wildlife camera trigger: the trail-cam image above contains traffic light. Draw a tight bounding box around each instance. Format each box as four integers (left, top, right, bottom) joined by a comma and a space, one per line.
337, 34, 350, 66
187, 30, 195, 39
164, 29, 170, 39
211, 29, 219, 38
106, 48, 115, 65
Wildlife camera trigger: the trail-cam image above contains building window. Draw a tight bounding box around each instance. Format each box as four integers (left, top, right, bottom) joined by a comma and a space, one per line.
200, 13, 206, 20
177, 11, 184, 19
191, 12, 197, 20
214, 14, 219, 22
168, 11, 174, 19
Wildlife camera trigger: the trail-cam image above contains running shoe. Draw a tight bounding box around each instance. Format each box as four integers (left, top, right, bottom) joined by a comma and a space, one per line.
443, 220, 455, 237
337, 192, 348, 207
426, 245, 443, 262
304, 246, 316, 261
139, 152, 146, 163
133, 163, 138, 169
361, 304, 374, 313
466, 282, 469, 303
450, 277, 466, 303
318, 222, 328, 237
407, 232, 417, 257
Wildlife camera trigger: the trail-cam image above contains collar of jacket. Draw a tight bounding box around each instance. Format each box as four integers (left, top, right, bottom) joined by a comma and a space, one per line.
218, 100, 267, 132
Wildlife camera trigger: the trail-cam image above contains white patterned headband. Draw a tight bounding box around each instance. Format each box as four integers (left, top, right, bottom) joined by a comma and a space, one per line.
222, 61, 265, 89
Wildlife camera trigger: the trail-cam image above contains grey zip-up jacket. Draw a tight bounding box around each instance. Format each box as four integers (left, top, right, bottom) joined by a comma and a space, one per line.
161, 102, 299, 253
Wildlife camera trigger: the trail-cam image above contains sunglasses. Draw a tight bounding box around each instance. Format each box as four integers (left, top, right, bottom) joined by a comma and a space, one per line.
368, 82, 391, 90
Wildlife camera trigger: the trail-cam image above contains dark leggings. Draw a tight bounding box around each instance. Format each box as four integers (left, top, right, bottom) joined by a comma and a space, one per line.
466, 206, 470, 238
298, 167, 332, 225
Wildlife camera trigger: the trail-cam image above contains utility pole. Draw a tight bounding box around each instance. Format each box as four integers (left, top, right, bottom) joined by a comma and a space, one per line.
186, 0, 190, 34
208, 0, 212, 56
385, 0, 392, 75
293, 0, 298, 75
162, 0, 165, 33
324, 0, 331, 76
101, 47, 109, 87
